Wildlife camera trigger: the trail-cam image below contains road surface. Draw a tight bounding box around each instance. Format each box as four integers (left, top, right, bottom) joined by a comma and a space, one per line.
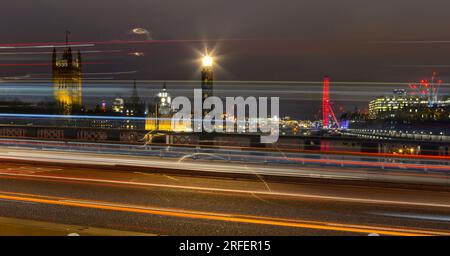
0, 160, 449, 236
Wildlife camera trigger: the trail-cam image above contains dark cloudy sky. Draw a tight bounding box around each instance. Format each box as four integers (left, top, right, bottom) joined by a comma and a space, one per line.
2, 0, 450, 82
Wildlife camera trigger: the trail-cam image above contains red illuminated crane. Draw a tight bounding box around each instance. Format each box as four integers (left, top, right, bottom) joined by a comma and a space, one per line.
408, 71, 443, 106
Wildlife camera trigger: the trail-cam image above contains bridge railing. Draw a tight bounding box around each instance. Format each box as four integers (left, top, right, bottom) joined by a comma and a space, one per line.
0, 137, 448, 186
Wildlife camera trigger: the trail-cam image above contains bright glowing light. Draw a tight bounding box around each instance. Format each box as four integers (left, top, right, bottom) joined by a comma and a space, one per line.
131, 28, 152, 40
132, 28, 148, 35
129, 52, 145, 57
202, 55, 213, 67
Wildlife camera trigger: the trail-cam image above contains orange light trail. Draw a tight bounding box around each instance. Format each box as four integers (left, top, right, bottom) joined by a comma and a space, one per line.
0, 191, 446, 236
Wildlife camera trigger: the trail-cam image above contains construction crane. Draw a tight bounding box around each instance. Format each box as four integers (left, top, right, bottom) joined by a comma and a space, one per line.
408, 71, 443, 106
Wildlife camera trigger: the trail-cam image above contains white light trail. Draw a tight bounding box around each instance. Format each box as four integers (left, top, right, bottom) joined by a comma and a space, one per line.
0, 44, 95, 50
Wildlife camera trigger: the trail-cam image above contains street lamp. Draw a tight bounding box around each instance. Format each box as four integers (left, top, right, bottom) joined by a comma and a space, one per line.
202, 55, 213, 67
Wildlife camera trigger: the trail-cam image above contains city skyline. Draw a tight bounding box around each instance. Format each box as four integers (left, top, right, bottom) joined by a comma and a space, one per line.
0, 0, 449, 240
0, 37, 448, 119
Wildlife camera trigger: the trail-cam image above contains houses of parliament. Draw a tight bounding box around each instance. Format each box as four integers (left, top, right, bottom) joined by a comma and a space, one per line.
52, 40, 82, 115
50, 38, 189, 132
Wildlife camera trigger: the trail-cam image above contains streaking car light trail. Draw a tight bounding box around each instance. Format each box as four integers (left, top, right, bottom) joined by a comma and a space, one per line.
0, 38, 266, 49
0, 50, 122, 55
0, 113, 150, 121
0, 62, 111, 67
0, 44, 95, 49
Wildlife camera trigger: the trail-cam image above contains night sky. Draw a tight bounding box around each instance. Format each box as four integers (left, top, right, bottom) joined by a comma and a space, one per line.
1, 1, 450, 118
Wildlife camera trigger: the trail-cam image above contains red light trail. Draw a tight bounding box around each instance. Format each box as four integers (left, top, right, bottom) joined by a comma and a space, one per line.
0, 38, 263, 49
